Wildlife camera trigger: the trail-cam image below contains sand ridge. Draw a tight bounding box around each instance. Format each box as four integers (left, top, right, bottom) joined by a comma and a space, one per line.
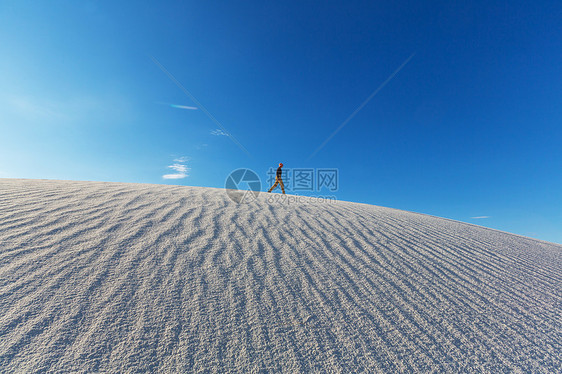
0, 179, 561, 373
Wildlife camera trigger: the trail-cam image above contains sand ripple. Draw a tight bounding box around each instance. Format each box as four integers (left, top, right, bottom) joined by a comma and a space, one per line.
0, 179, 561, 373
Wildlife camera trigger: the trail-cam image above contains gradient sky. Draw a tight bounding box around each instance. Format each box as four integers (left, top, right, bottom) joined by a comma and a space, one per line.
1, 1, 561, 244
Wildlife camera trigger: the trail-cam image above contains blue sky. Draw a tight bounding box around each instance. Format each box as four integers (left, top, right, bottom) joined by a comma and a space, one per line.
1, 1, 561, 244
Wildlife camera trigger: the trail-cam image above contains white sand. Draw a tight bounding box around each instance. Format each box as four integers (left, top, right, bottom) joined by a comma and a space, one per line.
0, 179, 561, 373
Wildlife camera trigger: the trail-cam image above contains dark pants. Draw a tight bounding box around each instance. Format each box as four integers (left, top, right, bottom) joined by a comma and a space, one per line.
268, 178, 285, 194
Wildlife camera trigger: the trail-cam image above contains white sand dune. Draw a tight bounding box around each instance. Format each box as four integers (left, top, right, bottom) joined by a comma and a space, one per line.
1, 179, 561, 373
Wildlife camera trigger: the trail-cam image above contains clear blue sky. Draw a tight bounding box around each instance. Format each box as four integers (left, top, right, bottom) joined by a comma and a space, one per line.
1, 1, 561, 244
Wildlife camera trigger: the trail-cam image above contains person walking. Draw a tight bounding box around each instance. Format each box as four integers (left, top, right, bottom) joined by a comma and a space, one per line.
268, 163, 285, 194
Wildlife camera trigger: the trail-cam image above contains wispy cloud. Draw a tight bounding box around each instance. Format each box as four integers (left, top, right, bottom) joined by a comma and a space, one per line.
4, 93, 135, 125
8, 96, 66, 120
156, 102, 198, 110
170, 104, 197, 110
162, 157, 190, 179
211, 129, 228, 136
471, 216, 490, 219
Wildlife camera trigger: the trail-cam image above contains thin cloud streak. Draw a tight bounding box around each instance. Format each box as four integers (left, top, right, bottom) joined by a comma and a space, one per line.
5, 93, 134, 123
170, 104, 198, 110
211, 129, 228, 136
471, 216, 490, 219
155, 102, 198, 110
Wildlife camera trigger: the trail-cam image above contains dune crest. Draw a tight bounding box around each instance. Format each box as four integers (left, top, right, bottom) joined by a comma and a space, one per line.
1, 179, 561, 372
